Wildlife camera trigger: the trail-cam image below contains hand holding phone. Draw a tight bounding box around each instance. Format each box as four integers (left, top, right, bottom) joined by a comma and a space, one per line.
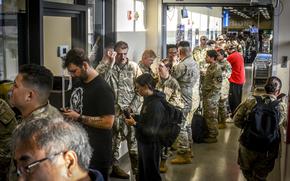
59, 107, 69, 113
123, 110, 131, 119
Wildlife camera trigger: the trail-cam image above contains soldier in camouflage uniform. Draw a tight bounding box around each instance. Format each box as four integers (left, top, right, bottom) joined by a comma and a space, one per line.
96, 41, 142, 179
156, 62, 184, 109
0, 99, 17, 181
171, 41, 200, 164
192, 36, 210, 76
234, 76, 286, 181
9, 64, 62, 122
156, 61, 184, 172
8, 64, 63, 180
162, 44, 179, 73
138, 49, 157, 78
216, 49, 232, 129
202, 50, 223, 143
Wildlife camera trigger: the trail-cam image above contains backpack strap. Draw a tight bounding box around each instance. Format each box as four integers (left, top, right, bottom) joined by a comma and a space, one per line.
253, 95, 263, 104
269, 99, 281, 110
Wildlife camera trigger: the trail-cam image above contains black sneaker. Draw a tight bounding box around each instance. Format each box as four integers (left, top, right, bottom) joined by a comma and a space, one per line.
110, 165, 129, 179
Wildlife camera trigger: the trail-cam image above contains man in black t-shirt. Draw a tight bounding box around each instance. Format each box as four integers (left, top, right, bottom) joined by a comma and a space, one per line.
62, 48, 115, 181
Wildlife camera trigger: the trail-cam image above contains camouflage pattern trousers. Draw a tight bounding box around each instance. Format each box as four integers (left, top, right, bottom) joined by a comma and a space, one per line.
176, 108, 192, 154
203, 95, 220, 138
218, 97, 229, 124
238, 144, 278, 181
112, 115, 138, 174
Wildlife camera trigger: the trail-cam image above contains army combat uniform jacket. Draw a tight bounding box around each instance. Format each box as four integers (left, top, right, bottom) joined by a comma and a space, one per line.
0, 99, 17, 180
97, 59, 142, 114
156, 75, 184, 109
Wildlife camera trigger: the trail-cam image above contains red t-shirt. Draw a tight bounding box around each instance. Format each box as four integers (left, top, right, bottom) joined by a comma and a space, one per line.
227, 51, 245, 85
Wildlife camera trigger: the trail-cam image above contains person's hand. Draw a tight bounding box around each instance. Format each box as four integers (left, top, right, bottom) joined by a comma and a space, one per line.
125, 117, 136, 126
107, 51, 117, 67
62, 109, 80, 120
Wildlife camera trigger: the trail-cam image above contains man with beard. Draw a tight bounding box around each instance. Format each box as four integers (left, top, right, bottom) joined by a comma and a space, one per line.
62, 48, 115, 181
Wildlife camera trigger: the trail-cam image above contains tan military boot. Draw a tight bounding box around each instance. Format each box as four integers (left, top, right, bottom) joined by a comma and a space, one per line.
218, 123, 227, 129
187, 150, 194, 158
159, 159, 168, 173
170, 153, 192, 164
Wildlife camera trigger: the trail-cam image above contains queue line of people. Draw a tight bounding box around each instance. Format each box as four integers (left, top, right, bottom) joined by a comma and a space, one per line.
0, 35, 285, 181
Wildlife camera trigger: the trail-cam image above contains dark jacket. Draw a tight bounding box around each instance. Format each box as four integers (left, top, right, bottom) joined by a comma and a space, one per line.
89, 169, 104, 181
135, 90, 165, 143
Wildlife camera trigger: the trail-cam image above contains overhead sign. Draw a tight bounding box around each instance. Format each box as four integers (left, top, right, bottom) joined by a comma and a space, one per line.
223, 10, 229, 27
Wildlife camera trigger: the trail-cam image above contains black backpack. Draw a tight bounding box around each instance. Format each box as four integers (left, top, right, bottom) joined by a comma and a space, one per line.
239, 96, 281, 152
158, 99, 183, 147
191, 108, 209, 143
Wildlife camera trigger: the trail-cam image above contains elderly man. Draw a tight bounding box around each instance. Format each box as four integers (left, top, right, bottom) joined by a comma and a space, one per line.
12, 118, 104, 181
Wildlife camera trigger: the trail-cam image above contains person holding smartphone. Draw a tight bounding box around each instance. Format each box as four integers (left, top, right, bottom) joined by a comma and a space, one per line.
125, 73, 165, 181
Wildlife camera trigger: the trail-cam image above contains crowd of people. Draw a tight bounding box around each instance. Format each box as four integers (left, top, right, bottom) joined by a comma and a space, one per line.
0, 34, 286, 181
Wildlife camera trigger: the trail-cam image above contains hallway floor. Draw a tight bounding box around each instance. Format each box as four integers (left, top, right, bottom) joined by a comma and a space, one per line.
111, 123, 279, 181
110, 65, 280, 181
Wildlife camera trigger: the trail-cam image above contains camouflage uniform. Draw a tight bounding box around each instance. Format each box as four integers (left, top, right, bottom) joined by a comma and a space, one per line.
22, 103, 63, 122
202, 63, 222, 138
0, 99, 17, 181
156, 75, 184, 161
217, 58, 232, 124
233, 95, 287, 181
9, 103, 63, 180
192, 45, 210, 75
96, 59, 142, 174
138, 61, 159, 83
156, 75, 184, 109
172, 56, 200, 154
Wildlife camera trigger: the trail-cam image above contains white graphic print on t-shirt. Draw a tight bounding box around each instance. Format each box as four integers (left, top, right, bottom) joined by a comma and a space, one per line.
70, 87, 84, 114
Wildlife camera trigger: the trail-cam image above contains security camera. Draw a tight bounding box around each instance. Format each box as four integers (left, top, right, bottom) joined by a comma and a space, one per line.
57, 45, 69, 58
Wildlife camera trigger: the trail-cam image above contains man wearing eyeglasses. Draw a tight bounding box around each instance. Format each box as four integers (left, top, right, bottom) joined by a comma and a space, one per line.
162, 44, 179, 72
12, 118, 104, 181
192, 36, 210, 75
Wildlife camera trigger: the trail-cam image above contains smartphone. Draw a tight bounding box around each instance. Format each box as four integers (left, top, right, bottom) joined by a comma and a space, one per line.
59, 107, 69, 112
123, 110, 131, 119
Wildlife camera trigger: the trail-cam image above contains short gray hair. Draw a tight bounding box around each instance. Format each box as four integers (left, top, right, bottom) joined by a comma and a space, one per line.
12, 118, 92, 170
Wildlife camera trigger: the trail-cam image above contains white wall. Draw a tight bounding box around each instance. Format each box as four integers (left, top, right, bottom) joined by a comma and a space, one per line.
275, 0, 290, 180
116, 32, 146, 62
116, 0, 147, 62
